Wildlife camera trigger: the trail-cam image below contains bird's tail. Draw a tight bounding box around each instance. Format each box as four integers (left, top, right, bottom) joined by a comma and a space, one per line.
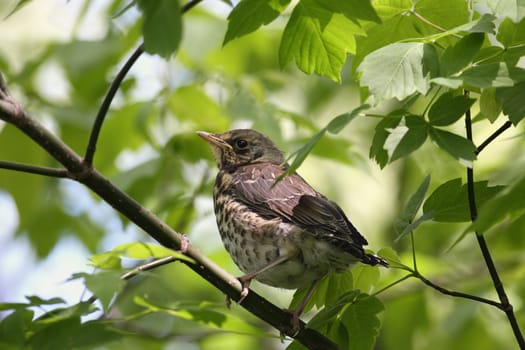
362, 252, 389, 267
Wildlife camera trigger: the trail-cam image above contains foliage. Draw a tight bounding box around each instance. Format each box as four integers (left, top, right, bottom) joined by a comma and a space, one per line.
1, 0, 525, 349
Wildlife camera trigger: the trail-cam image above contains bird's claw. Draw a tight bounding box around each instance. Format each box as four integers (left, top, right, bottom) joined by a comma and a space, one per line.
224, 277, 251, 308
238, 286, 249, 304
278, 310, 302, 340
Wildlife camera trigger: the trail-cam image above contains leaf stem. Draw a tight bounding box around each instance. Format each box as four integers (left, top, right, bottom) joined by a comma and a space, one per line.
372, 274, 413, 297
410, 232, 418, 272
411, 11, 462, 39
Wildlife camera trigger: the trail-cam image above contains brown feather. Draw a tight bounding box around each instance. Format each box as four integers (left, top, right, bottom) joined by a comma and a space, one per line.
232, 163, 370, 255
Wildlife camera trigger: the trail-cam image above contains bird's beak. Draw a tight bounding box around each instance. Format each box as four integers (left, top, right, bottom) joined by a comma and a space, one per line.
197, 131, 232, 166
196, 131, 231, 150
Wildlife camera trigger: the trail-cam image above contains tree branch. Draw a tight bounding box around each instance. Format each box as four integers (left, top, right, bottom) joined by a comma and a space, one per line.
465, 103, 525, 349
0, 160, 69, 178
0, 82, 338, 350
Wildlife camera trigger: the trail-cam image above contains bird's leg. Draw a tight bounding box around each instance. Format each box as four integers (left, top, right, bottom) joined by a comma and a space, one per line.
288, 278, 321, 334
234, 254, 294, 304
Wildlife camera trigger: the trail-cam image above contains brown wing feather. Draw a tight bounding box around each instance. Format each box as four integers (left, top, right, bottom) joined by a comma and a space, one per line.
232, 163, 369, 249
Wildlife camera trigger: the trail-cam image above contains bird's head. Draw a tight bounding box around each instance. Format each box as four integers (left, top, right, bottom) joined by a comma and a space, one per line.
197, 129, 284, 170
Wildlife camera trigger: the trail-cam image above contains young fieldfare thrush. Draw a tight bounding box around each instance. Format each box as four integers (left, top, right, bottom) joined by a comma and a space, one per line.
198, 129, 387, 327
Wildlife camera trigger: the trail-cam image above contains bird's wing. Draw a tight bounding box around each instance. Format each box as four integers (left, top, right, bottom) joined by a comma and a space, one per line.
232, 164, 369, 249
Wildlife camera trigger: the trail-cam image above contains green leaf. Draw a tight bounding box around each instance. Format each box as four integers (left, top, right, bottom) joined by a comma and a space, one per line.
394, 175, 431, 240
468, 13, 497, 33
387, 115, 429, 162
460, 62, 514, 88
395, 212, 434, 241
0, 309, 33, 346
358, 43, 430, 101
428, 127, 477, 161
292, 292, 384, 349
137, 0, 182, 57
224, 0, 291, 45
495, 81, 525, 124
373, 0, 412, 19
279, 0, 366, 81
89, 242, 192, 269
440, 33, 484, 76
34, 302, 97, 324
283, 130, 325, 177
289, 272, 353, 314
376, 247, 411, 270
29, 318, 122, 350
341, 0, 380, 22
282, 105, 366, 175
326, 105, 369, 134
423, 178, 505, 222
428, 92, 476, 126
477, 0, 525, 22
25, 296, 66, 307
496, 17, 525, 48
479, 87, 502, 122
415, 0, 469, 29
307, 290, 361, 330
343, 295, 384, 350
352, 265, 380, 294
134, 297, 268, 336
82, 271, 125, 312
472, 175, 525, 232
370, 117, 401, 168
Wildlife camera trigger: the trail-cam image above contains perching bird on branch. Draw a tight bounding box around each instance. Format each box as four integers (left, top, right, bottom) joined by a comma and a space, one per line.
198, 129, 387, 330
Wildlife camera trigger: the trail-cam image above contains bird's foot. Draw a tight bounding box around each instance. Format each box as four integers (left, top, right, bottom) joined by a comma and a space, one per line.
237, 275, 252, 304
278, 309, 303, 340
224, 275, 252, 308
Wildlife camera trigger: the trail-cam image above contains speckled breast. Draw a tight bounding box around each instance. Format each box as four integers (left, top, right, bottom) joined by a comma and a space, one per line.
212, 172, 350, 289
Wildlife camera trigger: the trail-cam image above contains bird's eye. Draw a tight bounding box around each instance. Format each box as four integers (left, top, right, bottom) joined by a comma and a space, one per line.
235, 139, 248, 149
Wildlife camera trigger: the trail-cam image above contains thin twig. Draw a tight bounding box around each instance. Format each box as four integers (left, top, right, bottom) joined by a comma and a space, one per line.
465, 100, 525, 349
476, 120, 513, 154
412, 270, 502, 308
121, 256, 180, 280
84, 44, 144, 166
86, 256, 181, 304
181, 0, 203, 12
372, 274, 413, 297
83, 0, 205, 167
0, 160, 69, 178
408, 230, 501, 309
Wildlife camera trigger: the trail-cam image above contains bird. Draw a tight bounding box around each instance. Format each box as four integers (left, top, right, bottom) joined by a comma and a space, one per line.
197, 129, 387, 330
